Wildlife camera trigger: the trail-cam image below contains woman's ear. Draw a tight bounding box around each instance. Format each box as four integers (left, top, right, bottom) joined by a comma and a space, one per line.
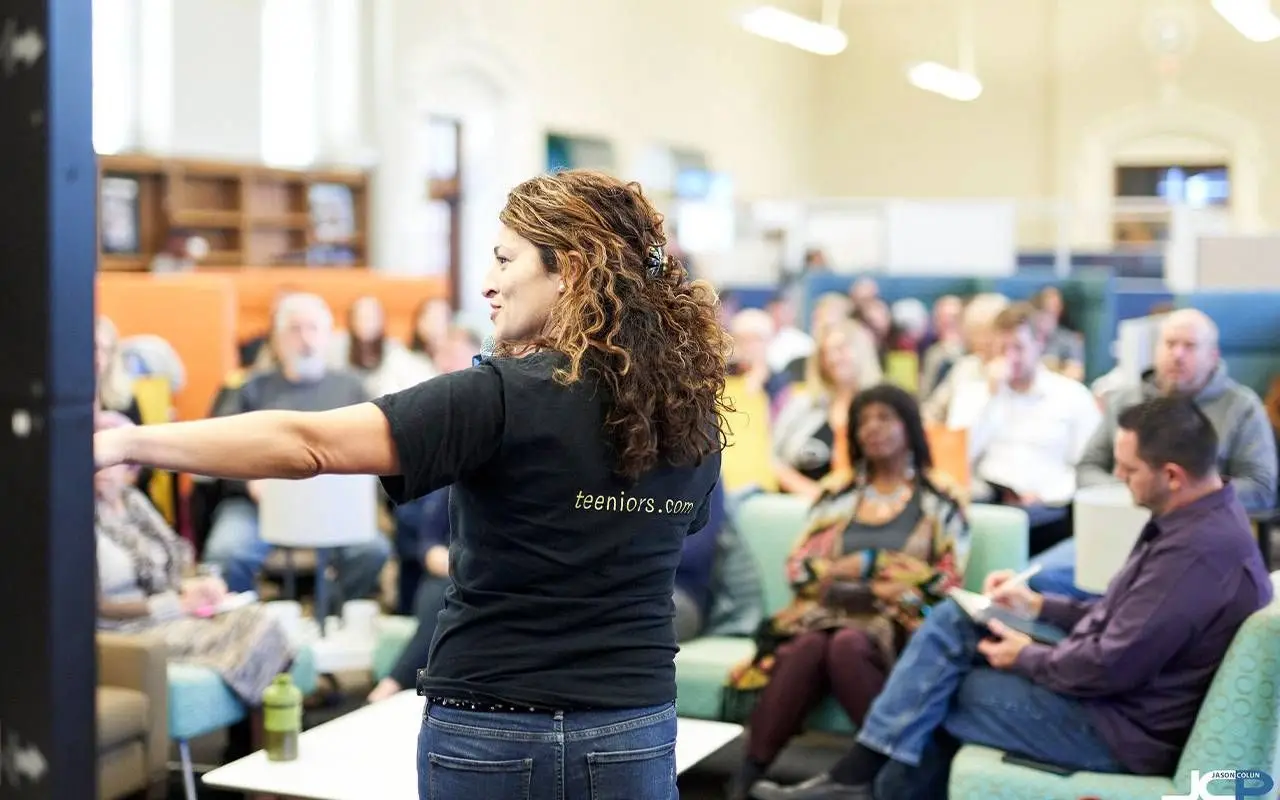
560, 251, 588, 293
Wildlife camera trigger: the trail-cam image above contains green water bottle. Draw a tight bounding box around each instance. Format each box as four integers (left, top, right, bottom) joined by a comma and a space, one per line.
263, 673, 302, 762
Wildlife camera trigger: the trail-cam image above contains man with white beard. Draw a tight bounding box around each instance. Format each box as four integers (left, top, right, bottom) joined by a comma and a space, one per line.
202, 293, 390, 600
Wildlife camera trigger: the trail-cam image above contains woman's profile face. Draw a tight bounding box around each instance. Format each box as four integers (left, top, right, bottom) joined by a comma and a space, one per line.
856, 401, 906, 462
483, 225, 561, 344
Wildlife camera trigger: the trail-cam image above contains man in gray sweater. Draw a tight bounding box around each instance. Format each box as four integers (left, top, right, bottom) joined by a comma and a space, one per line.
203, 293, 391, 600
1031, 309, 1277, 598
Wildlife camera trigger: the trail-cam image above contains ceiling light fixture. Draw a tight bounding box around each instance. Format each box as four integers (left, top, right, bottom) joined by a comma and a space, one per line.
907, 61, 983, 101
906, 0, 983, 102
1211, 0, 1280, 42
740, 0, 847, 56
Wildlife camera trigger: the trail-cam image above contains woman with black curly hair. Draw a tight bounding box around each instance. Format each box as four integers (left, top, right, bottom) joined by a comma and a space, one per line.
95, 169, 731, 800
727, 384, 969, 799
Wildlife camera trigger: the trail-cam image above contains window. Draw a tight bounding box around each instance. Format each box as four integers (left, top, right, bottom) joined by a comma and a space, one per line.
546, 134, 616, 173
92, 0, 137, 155
1116, 165, 1231, 207
1112, 164, 1231, 250
261, 0, 320, 167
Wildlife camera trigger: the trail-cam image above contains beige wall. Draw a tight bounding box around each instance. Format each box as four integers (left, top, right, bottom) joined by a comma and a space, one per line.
387, 0, 822, 199
374, 0, 824, 304
814, 0, 1280, 246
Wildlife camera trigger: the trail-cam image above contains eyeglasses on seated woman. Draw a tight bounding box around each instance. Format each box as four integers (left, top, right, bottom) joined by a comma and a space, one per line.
726, 384, 970, 800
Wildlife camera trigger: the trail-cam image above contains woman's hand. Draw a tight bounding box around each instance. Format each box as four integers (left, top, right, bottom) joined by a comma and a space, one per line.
94, 427, 132, 470
180, 576, 229, 613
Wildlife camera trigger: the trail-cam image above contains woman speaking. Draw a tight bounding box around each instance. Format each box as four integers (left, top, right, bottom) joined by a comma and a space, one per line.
95, 170, 731, 800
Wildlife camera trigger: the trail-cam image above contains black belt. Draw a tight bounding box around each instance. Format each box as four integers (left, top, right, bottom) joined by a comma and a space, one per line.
427, 695, 554, 714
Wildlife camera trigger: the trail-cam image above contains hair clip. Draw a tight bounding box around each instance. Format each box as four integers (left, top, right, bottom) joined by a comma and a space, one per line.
645, 245, 667, 279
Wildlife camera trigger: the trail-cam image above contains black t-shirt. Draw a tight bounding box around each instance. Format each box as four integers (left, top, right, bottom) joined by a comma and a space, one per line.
372, 351, 721, 710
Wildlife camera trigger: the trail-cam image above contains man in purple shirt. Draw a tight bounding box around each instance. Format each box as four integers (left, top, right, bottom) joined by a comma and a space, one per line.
750, 396, 1273, 800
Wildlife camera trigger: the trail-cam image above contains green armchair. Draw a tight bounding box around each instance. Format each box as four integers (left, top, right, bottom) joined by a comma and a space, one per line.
948, 595, 1280, 799
674, 493, 1030, 732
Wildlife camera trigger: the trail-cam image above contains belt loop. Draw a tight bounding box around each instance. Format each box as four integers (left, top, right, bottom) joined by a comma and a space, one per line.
553, 710, 565, 722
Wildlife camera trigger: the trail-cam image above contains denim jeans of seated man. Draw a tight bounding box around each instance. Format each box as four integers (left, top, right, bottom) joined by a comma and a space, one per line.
203, 497, 391, 602
1026, 539, 1103, 602
855, 600, 1123, 799
418, 700, 678, 800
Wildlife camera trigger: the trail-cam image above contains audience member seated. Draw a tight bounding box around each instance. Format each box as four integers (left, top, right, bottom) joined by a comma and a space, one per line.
801, 248, 831, 275
1032, 308, 1278, 598
917, 296, 964, 396
96, 412, 292, 704
947, 303, 1100, 555
774, 320, 882, 500
773, 292, 855, 387
730, 309, 790, 403
765, 287, 814, 375
811, 292, 855, 335
1032, 285, 1085, 381
406, 296, 453, 370
852, 298, 894, 367
388, 325, 481, 613
730, 385, 968, 800
202, 293, 390, 601
238, 284, 299, 370
96, 316, 141, 424
751, 397, 1272, 800
725, 310, 785, 495
332, 295, 436, 397
367, 483, 451, 703
887, 298, 929, 353
921, 293, 1008, 423
675, 482, 727, 641
849, 277, 879, 308
917, 294, 962, 360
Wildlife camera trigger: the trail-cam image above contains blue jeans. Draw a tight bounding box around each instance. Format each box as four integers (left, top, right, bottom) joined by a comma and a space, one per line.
857, 600, 1123, 798
417, 700, 678, 800
204, 497, 391, 600
1027, 539, 1101, 602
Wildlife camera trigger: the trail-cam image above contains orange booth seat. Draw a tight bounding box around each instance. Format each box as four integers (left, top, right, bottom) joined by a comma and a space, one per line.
925, 423, 970, 493
98, 269, 449, 422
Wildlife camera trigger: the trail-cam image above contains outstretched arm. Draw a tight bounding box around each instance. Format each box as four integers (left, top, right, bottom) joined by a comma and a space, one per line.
96, 403, 400, 481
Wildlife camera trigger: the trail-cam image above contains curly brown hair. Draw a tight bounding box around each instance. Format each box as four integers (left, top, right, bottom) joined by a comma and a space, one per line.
498, 170, 731, 481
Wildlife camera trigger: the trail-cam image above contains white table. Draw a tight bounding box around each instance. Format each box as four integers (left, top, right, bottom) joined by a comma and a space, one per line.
203, 690, 743, 800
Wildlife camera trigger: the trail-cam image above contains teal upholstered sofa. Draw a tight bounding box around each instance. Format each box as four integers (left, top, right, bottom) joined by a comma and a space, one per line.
371, 493, 1030, 735
949, 594, 1280, 799
673, 493, 1030, 732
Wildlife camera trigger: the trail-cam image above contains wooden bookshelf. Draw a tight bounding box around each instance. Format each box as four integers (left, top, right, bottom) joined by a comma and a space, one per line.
97, 155, 369, 271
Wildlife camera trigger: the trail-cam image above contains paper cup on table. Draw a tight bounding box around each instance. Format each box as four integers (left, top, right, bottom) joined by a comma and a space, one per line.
342, 600, 380, 640
1072, 484, 1151, 594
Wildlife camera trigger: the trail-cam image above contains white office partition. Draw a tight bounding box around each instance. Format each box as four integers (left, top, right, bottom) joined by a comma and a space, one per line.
883, 199, 1017, 276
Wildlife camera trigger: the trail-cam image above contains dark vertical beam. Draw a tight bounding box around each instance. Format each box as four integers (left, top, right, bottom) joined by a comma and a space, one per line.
0, 1, 97, 799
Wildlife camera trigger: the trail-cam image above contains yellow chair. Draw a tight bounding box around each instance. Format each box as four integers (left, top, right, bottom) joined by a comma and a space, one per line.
885, 349, 920, 395
131, 376, 177, 524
